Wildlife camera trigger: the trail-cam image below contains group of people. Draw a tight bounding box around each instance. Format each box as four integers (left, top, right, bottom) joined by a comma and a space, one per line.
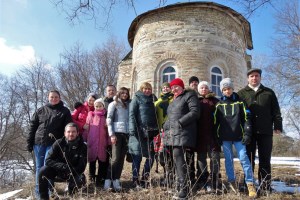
26, 68, 282, 200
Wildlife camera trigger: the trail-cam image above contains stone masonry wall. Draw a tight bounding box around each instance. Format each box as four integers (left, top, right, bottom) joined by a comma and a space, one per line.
118, 4, 250, 95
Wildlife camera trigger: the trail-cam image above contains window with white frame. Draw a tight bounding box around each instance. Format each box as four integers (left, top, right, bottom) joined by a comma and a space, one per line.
162, 65, 176, 84
211, 66, 223, 97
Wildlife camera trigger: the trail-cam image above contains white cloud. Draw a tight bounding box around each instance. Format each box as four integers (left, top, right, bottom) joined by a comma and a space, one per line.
0, 37, 35, 66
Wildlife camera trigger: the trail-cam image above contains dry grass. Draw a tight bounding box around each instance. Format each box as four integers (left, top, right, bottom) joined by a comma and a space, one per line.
9, 158, 300, 200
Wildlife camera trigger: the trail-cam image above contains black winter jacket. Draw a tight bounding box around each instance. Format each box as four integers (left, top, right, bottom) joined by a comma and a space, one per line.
46, 136, 87, 177
238, 84, 282, 135
163, 89, 200, 148
214, 92, 252, 141
27, 101, 72, 148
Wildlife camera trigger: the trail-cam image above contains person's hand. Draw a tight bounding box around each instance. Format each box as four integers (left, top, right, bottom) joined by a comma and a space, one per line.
111, 135, 117, 145
83, 124, 89, 130
274, 130, 281, 135
242, 135, 251, 145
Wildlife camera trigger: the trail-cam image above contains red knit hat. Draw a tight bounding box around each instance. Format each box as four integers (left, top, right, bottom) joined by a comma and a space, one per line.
170, 78, 184, 89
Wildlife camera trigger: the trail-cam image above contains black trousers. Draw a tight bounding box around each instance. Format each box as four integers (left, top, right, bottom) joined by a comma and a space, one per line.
106, 133, 128, 180
39, 166, 85, 199
185, 149, 196, 182
89, 159, 107, 183
173, 147, 188, 184
246, 134, 273, 190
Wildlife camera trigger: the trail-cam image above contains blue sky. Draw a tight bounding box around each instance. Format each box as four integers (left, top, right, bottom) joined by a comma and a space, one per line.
0, 0, 281, 76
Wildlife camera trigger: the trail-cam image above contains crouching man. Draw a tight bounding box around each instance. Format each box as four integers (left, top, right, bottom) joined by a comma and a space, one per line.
38, 122, 87, 200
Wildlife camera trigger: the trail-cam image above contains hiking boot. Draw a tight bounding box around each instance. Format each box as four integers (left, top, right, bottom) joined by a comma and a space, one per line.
247, 183, 257, 198
228, 182, 239, 194
103, 179, 112, 191
112, 179, 122, 192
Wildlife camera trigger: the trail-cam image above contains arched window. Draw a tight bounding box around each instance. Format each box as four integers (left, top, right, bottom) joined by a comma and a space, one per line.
162, 65, 176, 83
211, 66, 223, 97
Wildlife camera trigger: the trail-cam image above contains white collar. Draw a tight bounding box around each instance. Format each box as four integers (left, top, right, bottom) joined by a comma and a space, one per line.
248, 84, 261, 92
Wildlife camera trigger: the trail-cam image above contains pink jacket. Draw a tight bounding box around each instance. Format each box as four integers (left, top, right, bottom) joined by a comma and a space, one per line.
86, 109, 108, 162
72, 102, 94, 134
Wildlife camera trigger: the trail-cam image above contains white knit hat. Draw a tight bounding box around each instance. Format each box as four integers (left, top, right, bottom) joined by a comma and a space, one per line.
94, 98, 105, 107
220, 78, 234, 91
198, 81, 211, 91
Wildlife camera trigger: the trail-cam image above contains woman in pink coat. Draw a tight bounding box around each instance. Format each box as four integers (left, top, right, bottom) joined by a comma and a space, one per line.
72, 93, 97, 140
86, 98, 109, 186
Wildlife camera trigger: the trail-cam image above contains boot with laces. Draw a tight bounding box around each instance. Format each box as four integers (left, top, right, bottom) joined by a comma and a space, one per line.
247, 183, 257, 198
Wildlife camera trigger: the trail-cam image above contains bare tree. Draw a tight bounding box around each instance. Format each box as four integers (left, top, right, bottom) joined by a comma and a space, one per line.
227, 0, 276, 18
0, 74, 36, 187
252, 0, 300, 138
50, 0, 173, 28
56, 37, 127, 108
0, 58, 56, 188
56, 42, 95, 109
51, 0, 136, 28
270, 0, 300, 99
91, 35, 127, 96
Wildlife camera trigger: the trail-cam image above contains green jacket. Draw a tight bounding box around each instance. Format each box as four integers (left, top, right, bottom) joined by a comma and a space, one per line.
238, 84, 282, 135
155, 92, 174, 130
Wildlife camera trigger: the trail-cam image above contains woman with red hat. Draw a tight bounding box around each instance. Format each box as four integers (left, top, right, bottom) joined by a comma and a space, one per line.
163, 78, 200, 199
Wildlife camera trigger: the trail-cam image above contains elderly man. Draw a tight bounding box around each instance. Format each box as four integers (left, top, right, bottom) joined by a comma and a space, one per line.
38, 123, 87, 200
238, 68, 282, 195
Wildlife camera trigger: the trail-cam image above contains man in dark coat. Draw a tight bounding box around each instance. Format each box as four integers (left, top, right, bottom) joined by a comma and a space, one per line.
26, 90, 72, 198
164, 78, 200, 199
38, 123, 87, 200
238, 68, 282, 194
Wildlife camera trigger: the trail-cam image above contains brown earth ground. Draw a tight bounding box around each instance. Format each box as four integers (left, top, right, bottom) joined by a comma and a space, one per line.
9, 158, 300, 200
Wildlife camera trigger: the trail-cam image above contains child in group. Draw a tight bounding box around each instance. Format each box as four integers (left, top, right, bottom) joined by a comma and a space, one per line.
85, 98, 109, 186
214, 78, 257, 198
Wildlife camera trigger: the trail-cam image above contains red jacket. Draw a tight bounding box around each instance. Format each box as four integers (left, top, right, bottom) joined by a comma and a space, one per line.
72, 102, 94, 134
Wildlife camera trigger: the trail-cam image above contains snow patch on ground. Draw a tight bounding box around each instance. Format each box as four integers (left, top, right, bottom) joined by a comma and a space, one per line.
272, 181, 300, 194
0, 189, 23, 200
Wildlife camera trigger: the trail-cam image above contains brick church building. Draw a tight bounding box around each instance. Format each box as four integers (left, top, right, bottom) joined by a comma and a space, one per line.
117, 2, 253, 96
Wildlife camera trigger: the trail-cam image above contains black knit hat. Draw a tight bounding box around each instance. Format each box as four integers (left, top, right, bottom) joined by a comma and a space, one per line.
189, 76, 199, 85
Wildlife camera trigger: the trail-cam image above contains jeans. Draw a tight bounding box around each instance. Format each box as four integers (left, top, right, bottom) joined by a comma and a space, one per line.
132, 153, 154, 181
34, 145, 52, 198
222, 141, 254, 183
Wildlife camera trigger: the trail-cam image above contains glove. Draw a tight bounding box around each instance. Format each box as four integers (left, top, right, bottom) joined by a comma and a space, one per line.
27, 144, 33, 152
242, 135, 251, 145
